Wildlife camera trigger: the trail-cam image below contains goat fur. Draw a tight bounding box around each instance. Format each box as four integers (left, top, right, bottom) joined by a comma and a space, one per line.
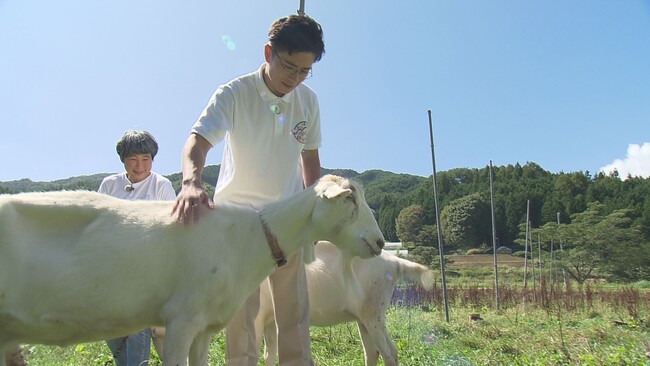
255, 241, 434, 366
0, 175, 385, 366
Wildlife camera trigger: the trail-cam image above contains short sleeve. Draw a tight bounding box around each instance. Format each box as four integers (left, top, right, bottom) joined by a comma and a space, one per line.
304, 93, 322, 151
156, 176, 177, 201
191, 86, 235, 147
98, 179, 108, 194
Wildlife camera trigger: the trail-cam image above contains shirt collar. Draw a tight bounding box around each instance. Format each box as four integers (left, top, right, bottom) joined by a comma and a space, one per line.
255, 63, 294, 105
124, 171, 153, 188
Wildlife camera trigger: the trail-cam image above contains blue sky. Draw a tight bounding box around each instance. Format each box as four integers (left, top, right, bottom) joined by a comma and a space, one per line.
1, 0, 649, 182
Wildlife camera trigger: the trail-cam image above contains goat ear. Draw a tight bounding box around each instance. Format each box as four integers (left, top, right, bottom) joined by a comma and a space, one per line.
320, 184, 352, 199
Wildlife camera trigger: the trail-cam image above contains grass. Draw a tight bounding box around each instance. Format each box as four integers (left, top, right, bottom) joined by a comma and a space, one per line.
17, 254, 650, 365
20, 287, 650, 365
20, 309, 650, 365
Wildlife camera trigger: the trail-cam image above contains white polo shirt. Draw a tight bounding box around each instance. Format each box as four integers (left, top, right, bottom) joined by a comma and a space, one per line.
192, 64, 322, 207
98, 172, 176, 201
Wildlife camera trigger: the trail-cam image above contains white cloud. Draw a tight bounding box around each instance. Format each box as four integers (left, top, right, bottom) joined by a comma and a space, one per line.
600, 142, 650, 179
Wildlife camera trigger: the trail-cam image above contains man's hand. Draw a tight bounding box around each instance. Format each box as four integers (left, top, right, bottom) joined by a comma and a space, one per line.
173, 133, 214, 224
172, 183, 213, 224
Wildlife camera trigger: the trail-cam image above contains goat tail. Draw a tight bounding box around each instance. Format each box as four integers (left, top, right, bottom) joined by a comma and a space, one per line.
390, 254, 435, 290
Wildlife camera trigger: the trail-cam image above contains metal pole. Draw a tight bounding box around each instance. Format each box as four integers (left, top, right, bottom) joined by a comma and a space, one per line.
557, 212, 567, 286
537, 232, 542, 304
550, 238, 555, 293
531, 222, 537, 302
538, 232, 543, 281
427, 109, 449, 323
522, 200, 530, 307
297, 0, 305, 15
523, 200, 530, 289
489, 160, 500, 310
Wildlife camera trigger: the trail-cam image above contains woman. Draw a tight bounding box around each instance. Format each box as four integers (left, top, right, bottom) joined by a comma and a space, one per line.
99, 130, 176, 201
98, 130, 176, 366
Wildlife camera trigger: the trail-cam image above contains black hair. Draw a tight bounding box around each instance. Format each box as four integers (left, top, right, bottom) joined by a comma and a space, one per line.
268, 15, 325, 62
115, 130, 159, 162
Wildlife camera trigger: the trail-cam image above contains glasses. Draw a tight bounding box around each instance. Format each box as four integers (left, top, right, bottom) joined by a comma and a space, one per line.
272, 48, 312, 79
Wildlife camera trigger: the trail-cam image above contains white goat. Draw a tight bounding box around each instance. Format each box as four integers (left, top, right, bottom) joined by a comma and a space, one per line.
255, 241, 434, 366
0, 175, 385, 366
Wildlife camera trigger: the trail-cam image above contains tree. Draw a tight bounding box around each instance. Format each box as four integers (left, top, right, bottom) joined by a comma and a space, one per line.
408, 246, 438, 268
416, 224, 438, 248
543, 203, 644, 284
395, 204, 424, 246
440, 193, 490, 249
592, 208, 646, 281
377, 195, 401, 242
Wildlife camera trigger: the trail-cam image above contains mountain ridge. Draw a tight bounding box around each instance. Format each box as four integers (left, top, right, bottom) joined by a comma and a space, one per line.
0, 166, 423, 194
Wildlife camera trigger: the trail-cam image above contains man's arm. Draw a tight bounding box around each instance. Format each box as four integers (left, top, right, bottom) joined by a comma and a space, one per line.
172, 133, 214, 224
301, 149, 321, 188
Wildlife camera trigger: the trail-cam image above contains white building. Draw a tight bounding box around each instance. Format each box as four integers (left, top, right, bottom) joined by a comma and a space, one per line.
384, 242, 408, 256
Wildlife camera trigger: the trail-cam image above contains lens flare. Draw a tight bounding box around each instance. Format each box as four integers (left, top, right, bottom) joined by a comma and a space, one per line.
222, 35, 236, 51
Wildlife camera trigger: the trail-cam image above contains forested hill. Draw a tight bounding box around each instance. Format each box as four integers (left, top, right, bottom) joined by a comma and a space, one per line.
2, 162, 649, 255
0, 166, 422, 199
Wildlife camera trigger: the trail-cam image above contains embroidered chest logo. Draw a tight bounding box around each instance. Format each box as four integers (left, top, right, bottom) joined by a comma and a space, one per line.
291, 121, 307, 144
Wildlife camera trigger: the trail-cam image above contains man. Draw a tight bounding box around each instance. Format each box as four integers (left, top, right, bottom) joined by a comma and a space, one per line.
172, 14, 325, 366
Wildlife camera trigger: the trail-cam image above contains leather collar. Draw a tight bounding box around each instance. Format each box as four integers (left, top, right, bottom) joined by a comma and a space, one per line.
259, 213, 287, 267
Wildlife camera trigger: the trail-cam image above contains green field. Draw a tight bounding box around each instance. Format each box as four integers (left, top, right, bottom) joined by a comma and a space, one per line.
18, 301, 650, 365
